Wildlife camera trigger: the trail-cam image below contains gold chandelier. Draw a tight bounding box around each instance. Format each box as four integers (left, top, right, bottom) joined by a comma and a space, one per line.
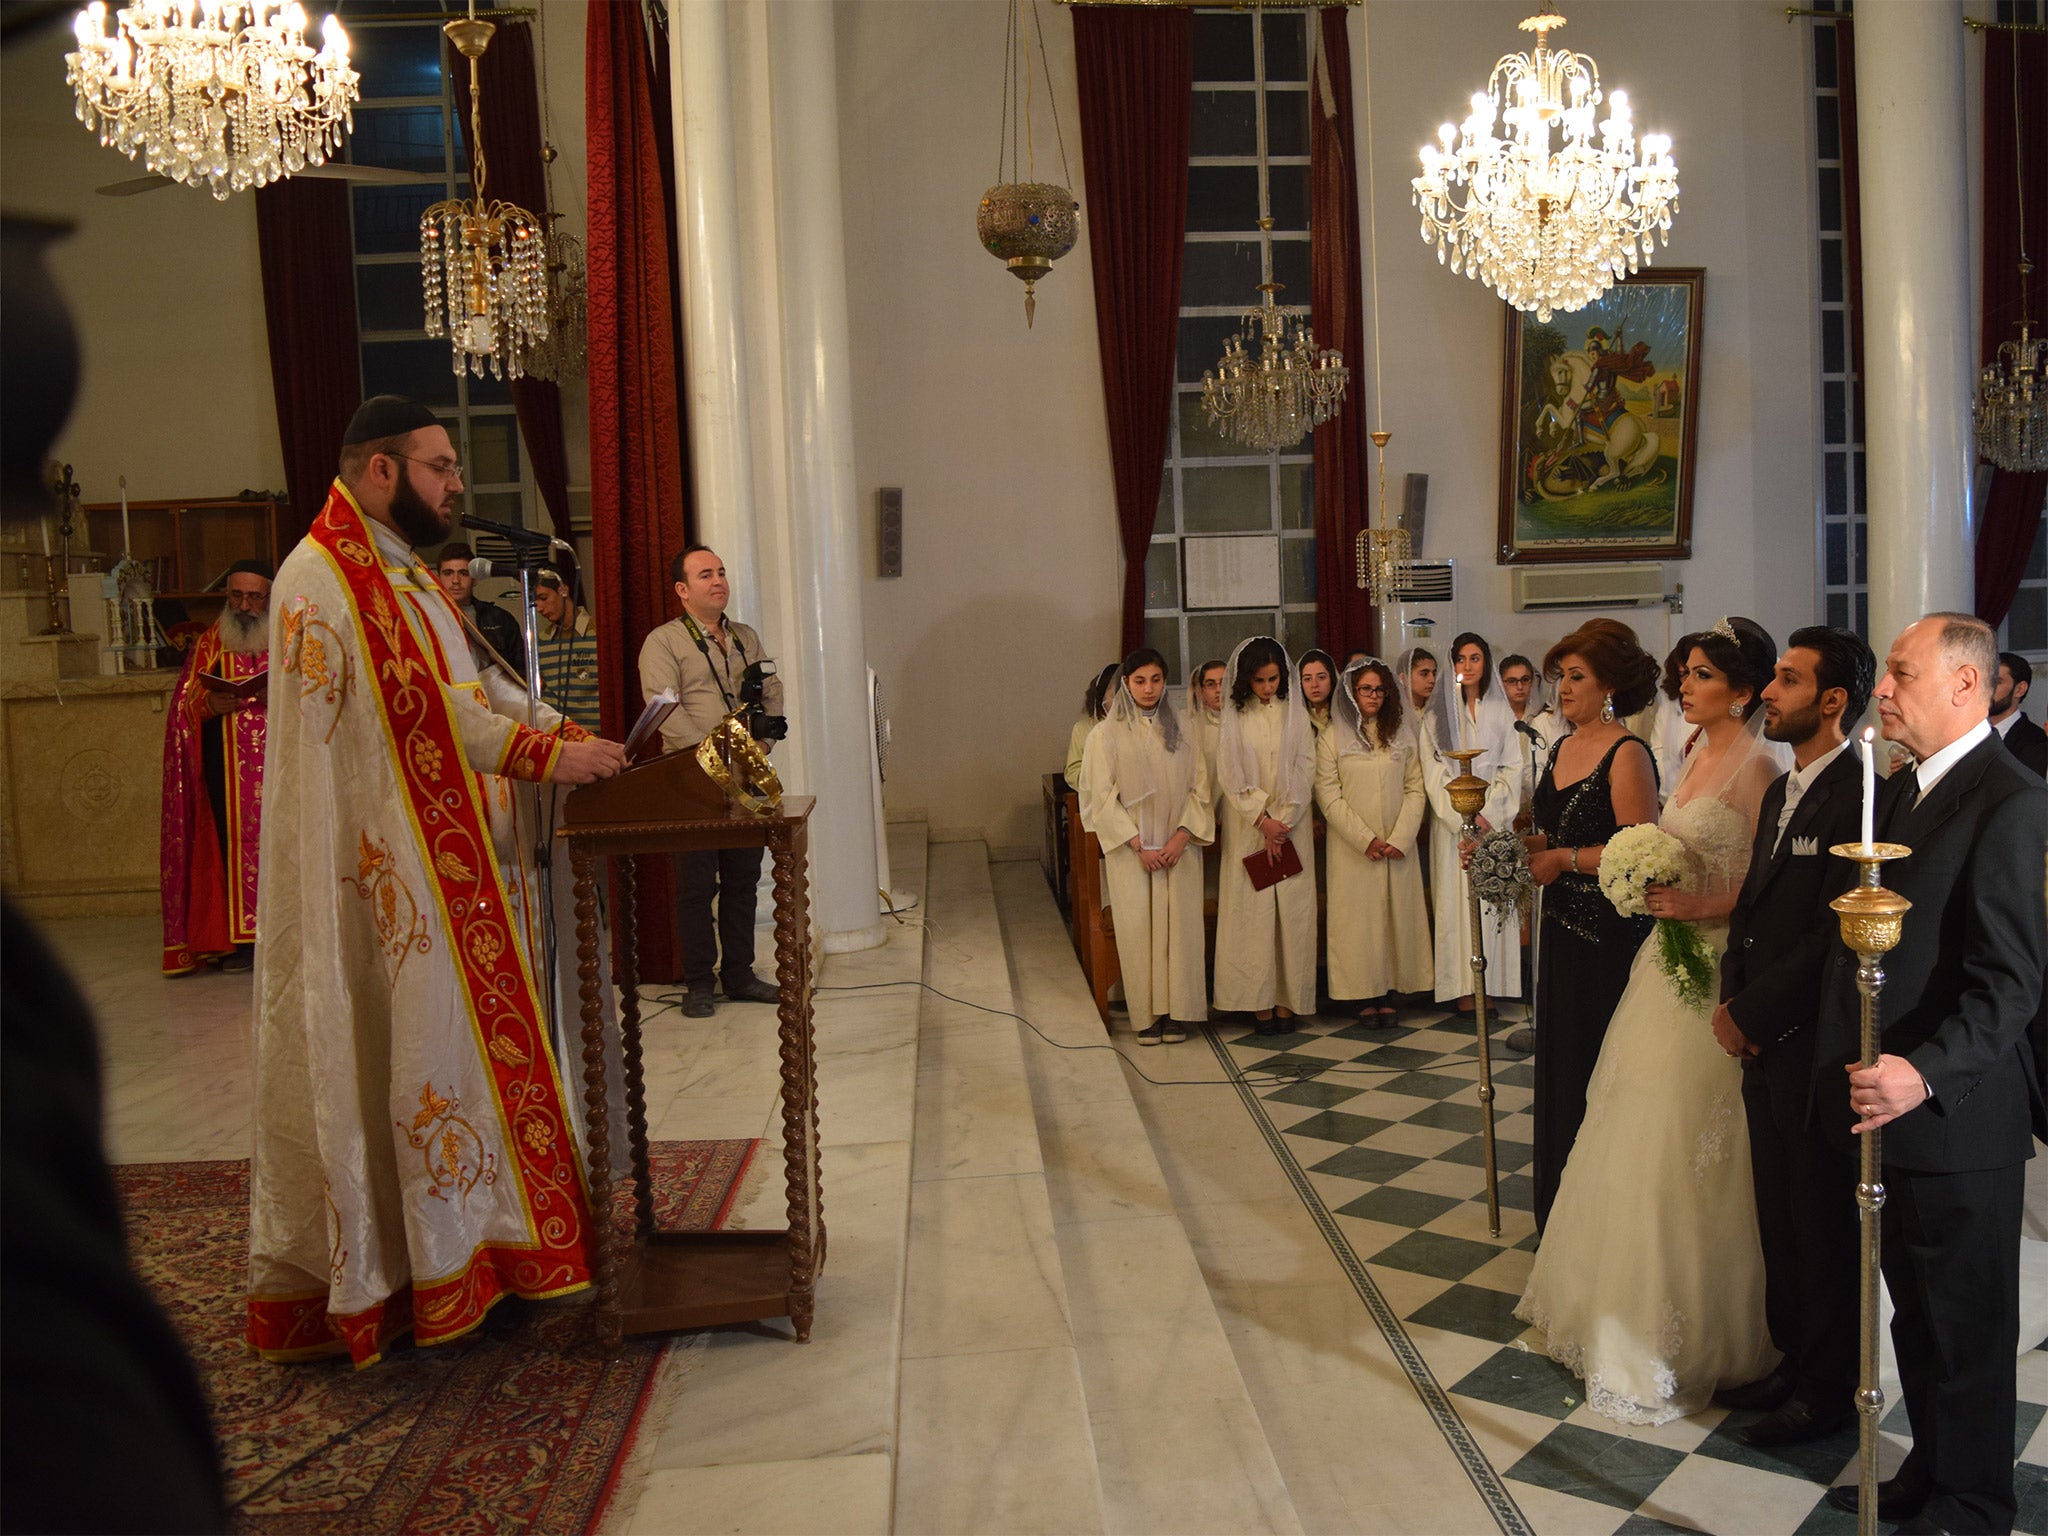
1200, 218, 1349, 453
1973, 43, 2046, 474
1412, 8, 1678, 322
1352, 0, 1410, 606
977, 0, 1078, 328
65, 0, 359, 201
420, 9, 546, 381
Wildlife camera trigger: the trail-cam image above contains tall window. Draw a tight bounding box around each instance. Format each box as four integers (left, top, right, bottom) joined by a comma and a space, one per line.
1992, 0, 2047, 659
342, 0, 531, 533
1145, 8, 1316, 684
1806, 1, 1866, 638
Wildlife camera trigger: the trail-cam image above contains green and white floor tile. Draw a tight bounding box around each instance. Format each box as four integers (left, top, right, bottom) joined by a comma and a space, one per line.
1201, 1005, 2048, 1535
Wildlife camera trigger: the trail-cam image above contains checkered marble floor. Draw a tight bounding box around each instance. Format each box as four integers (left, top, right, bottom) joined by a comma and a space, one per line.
1203, 1006, 2048, 1535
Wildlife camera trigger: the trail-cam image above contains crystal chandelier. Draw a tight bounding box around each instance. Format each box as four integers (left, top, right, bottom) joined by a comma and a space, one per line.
1412, 8, 1678, 323
65, 0, 359, 201
1201, 236, 1348, 454
518, 223, 587, 383
1973, 42, 2046, 474
977, 0, 1078, 328
1356, 431, 1413, 603
420, 10, 546, 381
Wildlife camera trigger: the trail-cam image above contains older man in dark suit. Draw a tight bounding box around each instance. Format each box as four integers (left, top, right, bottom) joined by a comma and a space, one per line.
1712, 626, 1875, 1447
1820, 614, 2048, 1536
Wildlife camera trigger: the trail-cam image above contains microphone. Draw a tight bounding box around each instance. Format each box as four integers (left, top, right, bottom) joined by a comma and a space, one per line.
1514, 719, 1540, 742
460, 512, 571, 553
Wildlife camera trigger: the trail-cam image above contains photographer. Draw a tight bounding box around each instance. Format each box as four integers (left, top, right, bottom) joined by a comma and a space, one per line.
638, 545, 787, 1017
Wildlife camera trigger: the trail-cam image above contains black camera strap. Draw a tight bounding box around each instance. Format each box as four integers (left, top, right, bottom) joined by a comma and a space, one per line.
680, 610, 748, 714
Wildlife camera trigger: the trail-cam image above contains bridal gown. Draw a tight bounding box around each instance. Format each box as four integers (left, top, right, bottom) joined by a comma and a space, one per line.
1515, 755, 1781, 1426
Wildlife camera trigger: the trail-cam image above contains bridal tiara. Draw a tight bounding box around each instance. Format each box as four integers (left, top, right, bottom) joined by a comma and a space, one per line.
1709, 617, 1739, 643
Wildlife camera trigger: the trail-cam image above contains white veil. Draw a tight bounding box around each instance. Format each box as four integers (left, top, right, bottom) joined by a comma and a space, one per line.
1218, 635, 1314, 815
1429, 636, 1518, 778
1330, 656, 1396, 760
1089, 666, 1197, 849
1392, 644, 1438, 753
1664, 618, 1789, 896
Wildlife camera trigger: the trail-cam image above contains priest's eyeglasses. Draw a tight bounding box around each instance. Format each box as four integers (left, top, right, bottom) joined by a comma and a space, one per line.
383, 451, 465, 483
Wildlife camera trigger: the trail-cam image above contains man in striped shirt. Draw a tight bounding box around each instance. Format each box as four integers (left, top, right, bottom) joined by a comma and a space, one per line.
534, 568, 601, 735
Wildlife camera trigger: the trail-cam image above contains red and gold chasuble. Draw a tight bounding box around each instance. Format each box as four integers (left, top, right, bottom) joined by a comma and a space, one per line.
245, 482, 595, 1366
160, 626, 266, 973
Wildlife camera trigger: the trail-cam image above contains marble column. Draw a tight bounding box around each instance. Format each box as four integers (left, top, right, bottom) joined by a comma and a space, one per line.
767, 0, 884, 953
672, 0, 762, 621
1854, 2, 1975, 652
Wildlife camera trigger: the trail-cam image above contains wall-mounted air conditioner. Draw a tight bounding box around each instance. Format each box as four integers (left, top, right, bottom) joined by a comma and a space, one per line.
1511, 562, 1667, 613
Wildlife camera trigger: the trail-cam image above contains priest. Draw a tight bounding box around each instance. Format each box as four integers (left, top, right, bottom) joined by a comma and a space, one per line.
245, 396, 629, 1366
160, 560, 272, 975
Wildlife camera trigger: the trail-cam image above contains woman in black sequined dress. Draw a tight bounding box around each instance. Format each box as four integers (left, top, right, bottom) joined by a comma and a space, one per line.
1525, 620, 1662, 1232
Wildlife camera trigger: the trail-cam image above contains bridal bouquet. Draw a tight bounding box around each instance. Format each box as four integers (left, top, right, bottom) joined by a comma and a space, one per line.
1598, 824, 1715, 1012
1467, 829, 1535, 930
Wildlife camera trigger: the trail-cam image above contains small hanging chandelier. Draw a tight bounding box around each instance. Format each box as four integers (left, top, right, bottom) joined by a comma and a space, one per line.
1973, 44, 2046, 474
1356, 431, 1413, 603
65, 0, 359, 201
519, 221, 587, 383
420, 6, 546, 381
977, 0, 1078, 328
1412, 8, 1678, 323
1201, 263, 1350, 453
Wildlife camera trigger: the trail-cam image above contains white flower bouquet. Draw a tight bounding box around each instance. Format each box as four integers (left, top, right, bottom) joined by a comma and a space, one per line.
1598, 823, 1715, 1012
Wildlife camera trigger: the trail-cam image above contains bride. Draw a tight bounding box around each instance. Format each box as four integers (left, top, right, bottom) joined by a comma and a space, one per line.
1515, 617, 1787, 1426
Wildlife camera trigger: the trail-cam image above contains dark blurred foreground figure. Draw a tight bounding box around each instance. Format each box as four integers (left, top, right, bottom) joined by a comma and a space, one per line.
1, 210, 226, 1531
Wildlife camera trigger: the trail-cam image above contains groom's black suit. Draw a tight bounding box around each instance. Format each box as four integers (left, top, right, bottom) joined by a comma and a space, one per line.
1721, 745, 1862, 1415
1813, 729, 2047, 1535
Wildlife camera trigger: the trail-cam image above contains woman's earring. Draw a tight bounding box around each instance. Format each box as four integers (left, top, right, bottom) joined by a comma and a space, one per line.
1729, 703, 1743, 718
1600, 694, 1616, 725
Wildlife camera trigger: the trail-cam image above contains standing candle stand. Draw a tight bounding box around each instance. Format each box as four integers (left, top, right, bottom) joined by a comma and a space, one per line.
1444, 746, 1502, 1237
1829, 839, 1912, 1536
43, 462, 80, 635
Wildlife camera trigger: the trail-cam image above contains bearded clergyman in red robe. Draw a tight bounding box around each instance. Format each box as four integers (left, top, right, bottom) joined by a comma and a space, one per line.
161, 560, 273, 975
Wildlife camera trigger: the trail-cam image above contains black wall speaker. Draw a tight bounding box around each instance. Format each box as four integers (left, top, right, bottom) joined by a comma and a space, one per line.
878, 487, 904, 578
1402, 473, 1429, 550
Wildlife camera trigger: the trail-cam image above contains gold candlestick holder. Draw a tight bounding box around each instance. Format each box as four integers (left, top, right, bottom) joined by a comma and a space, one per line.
1829, 838, 1912, 1536
1445, 746, 1501, 1237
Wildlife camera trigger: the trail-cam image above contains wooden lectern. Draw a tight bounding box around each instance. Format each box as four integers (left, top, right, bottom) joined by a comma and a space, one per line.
560, 748, 822, 1348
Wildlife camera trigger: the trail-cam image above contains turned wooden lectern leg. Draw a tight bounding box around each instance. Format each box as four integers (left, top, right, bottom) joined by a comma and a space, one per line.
573, 848, 622, 1352
614, 855, 655, 1238
772, 827, 821, 1341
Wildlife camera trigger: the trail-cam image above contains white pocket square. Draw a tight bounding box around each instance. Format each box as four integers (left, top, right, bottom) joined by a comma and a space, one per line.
1791, 836, 1819, 857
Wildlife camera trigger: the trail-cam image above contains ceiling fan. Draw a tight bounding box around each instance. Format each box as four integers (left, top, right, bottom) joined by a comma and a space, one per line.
96, 163, 441, 198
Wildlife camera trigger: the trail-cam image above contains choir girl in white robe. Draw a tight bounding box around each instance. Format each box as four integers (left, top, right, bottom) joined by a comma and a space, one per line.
1214, 636, 1318, 1033
1188, 658, 1228, 910
1298, 649, 1337, 740
1065, 661, 1121, 784
1394, 645, 1439, 759
1079, 650, 1214, 1044
1316, 658, 1432, 1022
1422, 631, 1523, 1010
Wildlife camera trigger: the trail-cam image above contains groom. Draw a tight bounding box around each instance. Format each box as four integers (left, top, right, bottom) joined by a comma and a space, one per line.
1712, 626, 1873, 1447
1819, 613, 2046, 1536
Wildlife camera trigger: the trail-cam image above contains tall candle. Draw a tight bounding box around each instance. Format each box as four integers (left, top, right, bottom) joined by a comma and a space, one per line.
120, 475, 131, 556
1858, 725, 1876, 850
40, 516, 50, 557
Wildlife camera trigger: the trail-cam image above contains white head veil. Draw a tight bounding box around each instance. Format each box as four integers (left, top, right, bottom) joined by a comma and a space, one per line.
1391, 644, 1439, 753
1330, 656, 1399, 760
1498, 654, 1552, 720
1218, 635, 1314, 815
1092, 664, 1197, 849
1430, 633, 1518, 775
1665, 617, 1788, 893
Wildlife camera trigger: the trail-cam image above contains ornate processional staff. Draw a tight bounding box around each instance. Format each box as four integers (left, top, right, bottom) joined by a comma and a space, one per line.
1445, 746, 1503, 1237
1829, 838, 1911, 1536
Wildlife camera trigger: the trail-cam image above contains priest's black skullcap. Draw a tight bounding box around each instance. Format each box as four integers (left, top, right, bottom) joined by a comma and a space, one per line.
343, 394, 439, 446
225, 559, 273, 581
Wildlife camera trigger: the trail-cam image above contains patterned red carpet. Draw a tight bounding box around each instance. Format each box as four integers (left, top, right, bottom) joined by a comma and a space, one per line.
118, 1140, 760, 1534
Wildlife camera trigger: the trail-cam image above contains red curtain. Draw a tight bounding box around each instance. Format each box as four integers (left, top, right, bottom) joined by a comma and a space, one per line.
1974, 25, 2048, 627
254, 178, 360, 545
1308, 7, 1374, 660
1074, 6, 1191, 655
587, 0, 690, 978
475, 19, 573, 544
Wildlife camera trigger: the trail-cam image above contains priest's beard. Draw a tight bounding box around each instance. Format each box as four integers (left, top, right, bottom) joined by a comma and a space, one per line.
389, 469, 456, 550
220, 608, 269, 656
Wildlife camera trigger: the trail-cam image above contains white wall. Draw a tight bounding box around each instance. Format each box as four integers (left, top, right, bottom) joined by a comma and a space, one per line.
1350, 0, 1819, 670
1, 22, 286, 508
838, 0, 1122, 851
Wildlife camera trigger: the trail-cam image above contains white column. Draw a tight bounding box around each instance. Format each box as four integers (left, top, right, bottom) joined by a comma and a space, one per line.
1855, 2, 1975, 653
672, 0, 762, 620
768, 0, 884, 953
